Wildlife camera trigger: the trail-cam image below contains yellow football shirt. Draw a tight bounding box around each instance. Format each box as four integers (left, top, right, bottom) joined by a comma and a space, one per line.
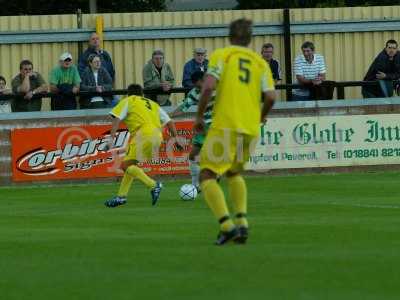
110, 96, 166, 137
207, 45, 275, 136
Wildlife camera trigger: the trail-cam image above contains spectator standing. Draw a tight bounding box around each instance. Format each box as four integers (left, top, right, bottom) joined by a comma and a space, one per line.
11, 60, 47, 112
80, 54, 113, 109
261, 43, 282, 84
0, 76, 12, 113
292, 41, 326, 101
78, 33, 115, 82
143, 49, 175, 106
182, 47, 209, 89
362, 39, 400, 98
49, 52, 81, 110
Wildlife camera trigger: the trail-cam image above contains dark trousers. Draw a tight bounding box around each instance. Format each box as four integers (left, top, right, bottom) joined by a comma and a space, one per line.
362, 80, 393, 98
51, 96, 77, 110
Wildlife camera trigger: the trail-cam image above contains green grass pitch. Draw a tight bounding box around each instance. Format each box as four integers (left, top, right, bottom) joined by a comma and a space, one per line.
1, 172, 399, 300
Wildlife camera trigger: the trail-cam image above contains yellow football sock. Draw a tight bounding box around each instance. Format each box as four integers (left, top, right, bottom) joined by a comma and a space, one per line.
201, 179, 235, 232
117, 172, 134, 197
126, 165, 156, 188
227, 175, 248, 228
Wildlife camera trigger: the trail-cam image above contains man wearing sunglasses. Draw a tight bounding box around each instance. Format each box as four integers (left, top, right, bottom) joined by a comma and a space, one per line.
49, 52, 81, 110
11, 60, 47, 112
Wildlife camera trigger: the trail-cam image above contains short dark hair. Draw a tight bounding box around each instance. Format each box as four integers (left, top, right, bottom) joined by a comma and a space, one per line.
0, 75, 6, 84
19, 60, 33, 70
386, 39, 398, 47
152, 49, 164, 57
127, 84, 143, 96
262, 43, 274, 50
229, 18, 253, 46
87, 54, 100, 64
191, 70, 204, 84
301, 41, 315, 51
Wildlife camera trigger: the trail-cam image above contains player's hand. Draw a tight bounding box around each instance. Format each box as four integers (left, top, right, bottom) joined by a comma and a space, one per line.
170, 110, 182, 118
173, 136, 185, 151
194, 117, 205, 133
260, 116, 267, 124
174, 142, 184, 152
103, 140, 113, 151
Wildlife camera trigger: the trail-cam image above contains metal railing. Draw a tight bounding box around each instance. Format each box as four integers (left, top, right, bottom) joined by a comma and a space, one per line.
275, 80, 384, 100
0, 80, 392, 104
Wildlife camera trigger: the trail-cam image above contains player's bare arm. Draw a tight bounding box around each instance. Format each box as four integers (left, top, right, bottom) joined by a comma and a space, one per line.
170, 107, 184, 118
261, 90, 276, 123
165, 120, 184, 151
107, 115, 121, 150
195, 74, 216, 133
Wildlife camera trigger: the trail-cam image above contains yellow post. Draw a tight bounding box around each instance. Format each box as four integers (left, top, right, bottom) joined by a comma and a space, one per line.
95, 16, 104, 49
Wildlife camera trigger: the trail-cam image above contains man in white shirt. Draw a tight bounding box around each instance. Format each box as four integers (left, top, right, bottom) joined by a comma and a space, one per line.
292, 41, 326, 101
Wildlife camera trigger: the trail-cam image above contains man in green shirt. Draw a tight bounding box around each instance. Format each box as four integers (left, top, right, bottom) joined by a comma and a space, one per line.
11, 60, 47, 112
49, 52, 81, 110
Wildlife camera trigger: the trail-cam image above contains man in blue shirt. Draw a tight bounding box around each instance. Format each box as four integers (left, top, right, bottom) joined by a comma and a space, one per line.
78, 33, 115, 82
182, 47, 209, 89
261, 43, 282, 84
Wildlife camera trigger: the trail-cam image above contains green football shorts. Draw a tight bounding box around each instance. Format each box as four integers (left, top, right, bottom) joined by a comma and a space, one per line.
192, 123, 210, 148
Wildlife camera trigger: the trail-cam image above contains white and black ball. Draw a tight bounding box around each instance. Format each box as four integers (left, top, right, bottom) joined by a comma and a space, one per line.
179, 184, 198, 201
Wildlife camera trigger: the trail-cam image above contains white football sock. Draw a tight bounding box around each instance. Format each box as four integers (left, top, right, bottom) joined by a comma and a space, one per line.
189, 159, 200, 187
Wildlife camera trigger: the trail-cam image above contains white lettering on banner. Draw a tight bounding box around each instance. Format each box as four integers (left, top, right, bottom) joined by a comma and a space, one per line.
25, 131, 129, 169
246, 114, 400, 171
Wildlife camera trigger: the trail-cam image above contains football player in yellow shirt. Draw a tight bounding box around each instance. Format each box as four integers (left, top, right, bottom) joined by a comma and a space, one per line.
195, 18, 276, 245
104, 84, 182, 207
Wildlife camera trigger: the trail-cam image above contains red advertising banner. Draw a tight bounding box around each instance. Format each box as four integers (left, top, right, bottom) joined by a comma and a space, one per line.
11, 121, 194, 182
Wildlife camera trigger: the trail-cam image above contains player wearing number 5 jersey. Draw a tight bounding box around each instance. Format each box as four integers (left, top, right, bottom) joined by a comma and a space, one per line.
195, 18, 276, 245
104, 84, 181, 208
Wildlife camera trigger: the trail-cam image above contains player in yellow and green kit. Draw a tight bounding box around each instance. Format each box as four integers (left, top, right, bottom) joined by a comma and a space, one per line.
104, 84, 182, 208
171, 70, 214, 191
195, 19, 276, 245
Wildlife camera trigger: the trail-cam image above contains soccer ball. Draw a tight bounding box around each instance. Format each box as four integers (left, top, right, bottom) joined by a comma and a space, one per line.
179, 184, 198, 201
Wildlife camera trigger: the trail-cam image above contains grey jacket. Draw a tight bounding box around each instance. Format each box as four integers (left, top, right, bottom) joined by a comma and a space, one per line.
142, 60, 175, 105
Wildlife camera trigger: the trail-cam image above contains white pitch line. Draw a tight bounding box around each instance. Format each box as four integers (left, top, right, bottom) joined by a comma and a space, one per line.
329, 202, 400, 210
